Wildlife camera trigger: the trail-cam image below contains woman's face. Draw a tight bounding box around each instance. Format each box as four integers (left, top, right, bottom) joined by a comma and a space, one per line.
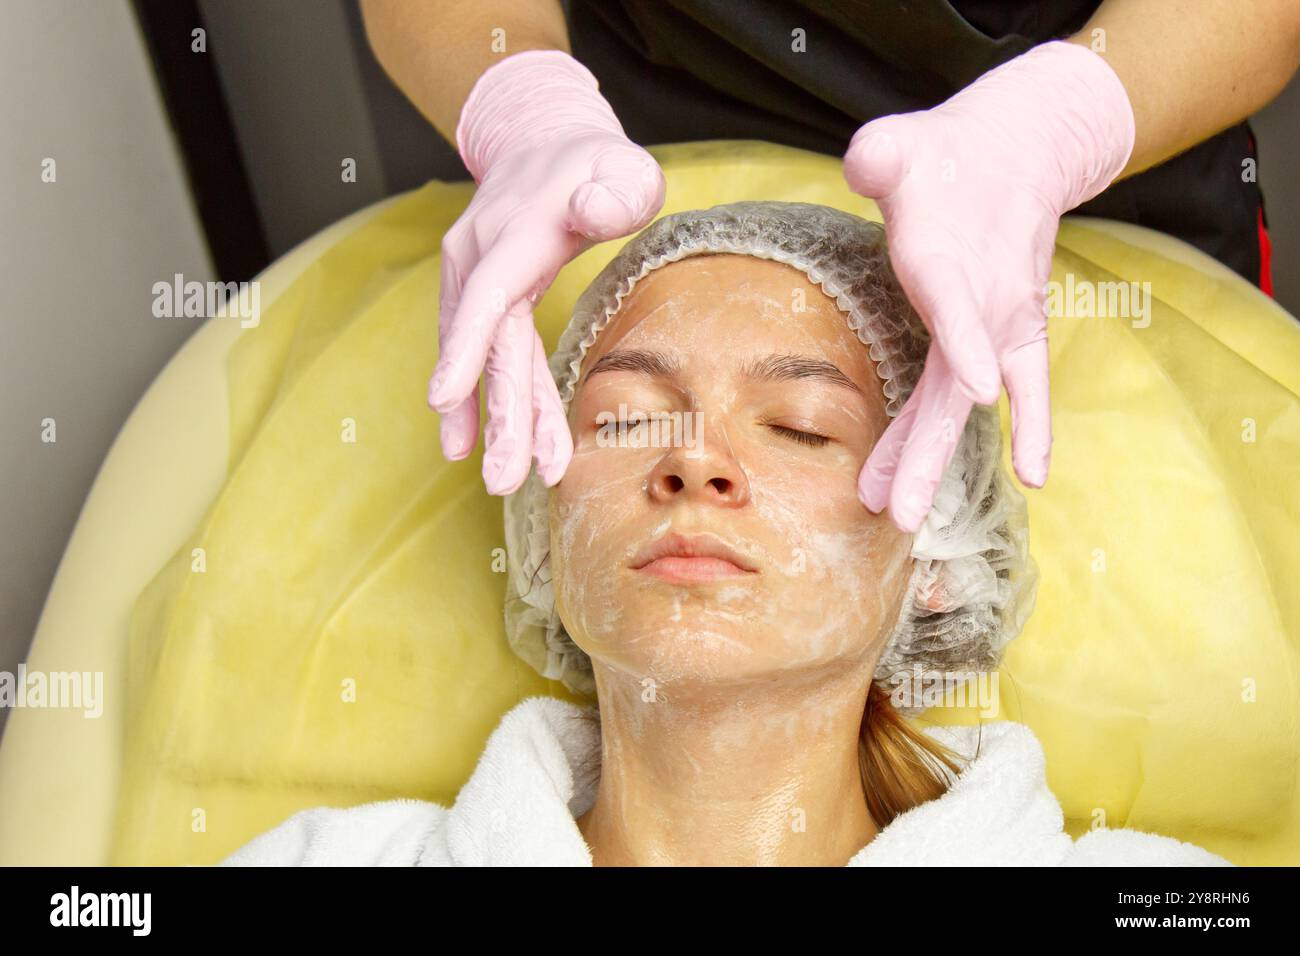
549, 254, 915, 686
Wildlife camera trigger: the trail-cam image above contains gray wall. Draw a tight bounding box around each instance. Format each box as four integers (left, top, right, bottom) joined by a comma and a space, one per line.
196, 0, 391, 254
0, 0, 213, 735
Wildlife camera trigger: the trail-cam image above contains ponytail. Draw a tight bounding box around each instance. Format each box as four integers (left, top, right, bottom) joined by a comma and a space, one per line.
858, 681, 966, 828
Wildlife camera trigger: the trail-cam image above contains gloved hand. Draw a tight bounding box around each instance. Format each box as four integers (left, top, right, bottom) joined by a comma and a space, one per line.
427, 50, 666, 494
843, 40, 1135, 533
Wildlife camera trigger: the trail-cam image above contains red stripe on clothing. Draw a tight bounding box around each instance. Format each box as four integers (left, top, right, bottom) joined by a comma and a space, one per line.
1246, 129, 1273, 298
1257, 205, 1274, 298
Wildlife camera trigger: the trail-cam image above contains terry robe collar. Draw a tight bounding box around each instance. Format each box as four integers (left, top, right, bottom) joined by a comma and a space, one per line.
436, 695, 1076, 866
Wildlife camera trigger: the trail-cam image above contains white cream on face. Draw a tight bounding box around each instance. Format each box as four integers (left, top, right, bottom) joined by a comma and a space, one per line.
541, 250, 940, 867
549, 254, 916, 696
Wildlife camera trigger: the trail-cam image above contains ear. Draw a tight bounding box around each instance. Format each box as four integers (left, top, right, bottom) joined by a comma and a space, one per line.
920, 577, 949, 613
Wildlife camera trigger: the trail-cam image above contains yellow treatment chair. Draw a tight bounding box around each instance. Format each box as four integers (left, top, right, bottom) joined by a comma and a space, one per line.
1, 141, 1296, 866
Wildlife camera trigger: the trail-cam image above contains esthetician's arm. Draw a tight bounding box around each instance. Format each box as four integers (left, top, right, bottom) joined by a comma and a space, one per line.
1069, 0, 1300, 179
845, 0, 1300, 532
359, 0, 570, 143
360, 0, 666, 495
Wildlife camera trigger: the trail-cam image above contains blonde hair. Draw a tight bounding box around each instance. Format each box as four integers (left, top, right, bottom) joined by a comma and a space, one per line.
859, 682, 967, 826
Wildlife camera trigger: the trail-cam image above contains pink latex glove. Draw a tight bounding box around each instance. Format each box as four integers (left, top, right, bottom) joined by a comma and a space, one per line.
843, 40, 1135, 533
427, 50, 666, 494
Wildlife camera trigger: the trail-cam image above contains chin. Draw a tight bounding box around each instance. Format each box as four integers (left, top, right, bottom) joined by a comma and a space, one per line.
580, 611, 855, 689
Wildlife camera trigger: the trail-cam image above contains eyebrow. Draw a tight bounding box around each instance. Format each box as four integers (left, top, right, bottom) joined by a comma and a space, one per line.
581, 348, 863, 395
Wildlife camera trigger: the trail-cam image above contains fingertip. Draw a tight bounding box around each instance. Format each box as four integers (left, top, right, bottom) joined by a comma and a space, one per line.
891, 480, 935, 534
540, 455, 569, 488
844, 125, 909, 198
483, 455, 529, 496
549, 434, 575, 487
1010, 410, 1052, 489
885, 501, 923, 535
428, 370, 467, 413
1016, 454, 1049, 489
856, 451, 889, 510
956, 367, 1002, 406
857, 471, 887, 513
442, 439, 473, 462
482, 423, 532, 494
894, 507, 925, 535
438, 406, 478, 461
427, 314, 469, 409
535, 431, 573, 488
570, 181, 639, 242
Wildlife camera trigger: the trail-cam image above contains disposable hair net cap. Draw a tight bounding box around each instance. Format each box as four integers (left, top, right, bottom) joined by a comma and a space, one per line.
503, 201, 1038, 714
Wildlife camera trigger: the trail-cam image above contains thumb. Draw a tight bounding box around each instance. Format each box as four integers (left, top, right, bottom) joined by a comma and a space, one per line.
843, 115, 916, 198
569, 144, 666, 242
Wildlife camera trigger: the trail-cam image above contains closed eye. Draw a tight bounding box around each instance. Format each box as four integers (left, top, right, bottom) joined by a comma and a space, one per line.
767, 424, 831, 447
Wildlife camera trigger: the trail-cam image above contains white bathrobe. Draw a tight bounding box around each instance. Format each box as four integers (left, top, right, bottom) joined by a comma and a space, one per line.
218, 695, 1232, 866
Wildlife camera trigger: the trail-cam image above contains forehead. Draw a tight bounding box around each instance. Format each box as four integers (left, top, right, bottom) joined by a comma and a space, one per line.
578, 254, 876, 380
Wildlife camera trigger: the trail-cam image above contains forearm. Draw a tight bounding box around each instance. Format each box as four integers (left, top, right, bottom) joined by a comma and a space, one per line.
358, 0, 570, 144
1067, 0, 1300, 179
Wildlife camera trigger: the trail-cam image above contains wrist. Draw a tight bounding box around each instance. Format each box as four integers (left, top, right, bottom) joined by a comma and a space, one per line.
943, 40, 1136, 213
455, 49, 625, 183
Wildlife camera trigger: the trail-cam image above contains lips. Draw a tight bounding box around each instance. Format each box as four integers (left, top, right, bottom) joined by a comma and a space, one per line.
629, 532, 759, 583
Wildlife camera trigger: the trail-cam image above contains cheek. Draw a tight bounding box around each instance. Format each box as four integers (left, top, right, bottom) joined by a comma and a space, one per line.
741, 438, 863, 568
547, 454, 661, 645
746, 458, 913, 649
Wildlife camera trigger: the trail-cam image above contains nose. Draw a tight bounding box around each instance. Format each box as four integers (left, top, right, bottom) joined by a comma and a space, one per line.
646, 438, 751, 507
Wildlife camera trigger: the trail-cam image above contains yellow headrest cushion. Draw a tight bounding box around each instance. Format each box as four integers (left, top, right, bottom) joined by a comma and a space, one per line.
110, 141, 1300, 865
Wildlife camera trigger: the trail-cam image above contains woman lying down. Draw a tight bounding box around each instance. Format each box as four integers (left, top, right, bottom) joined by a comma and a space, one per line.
221, 201, 1229, 867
